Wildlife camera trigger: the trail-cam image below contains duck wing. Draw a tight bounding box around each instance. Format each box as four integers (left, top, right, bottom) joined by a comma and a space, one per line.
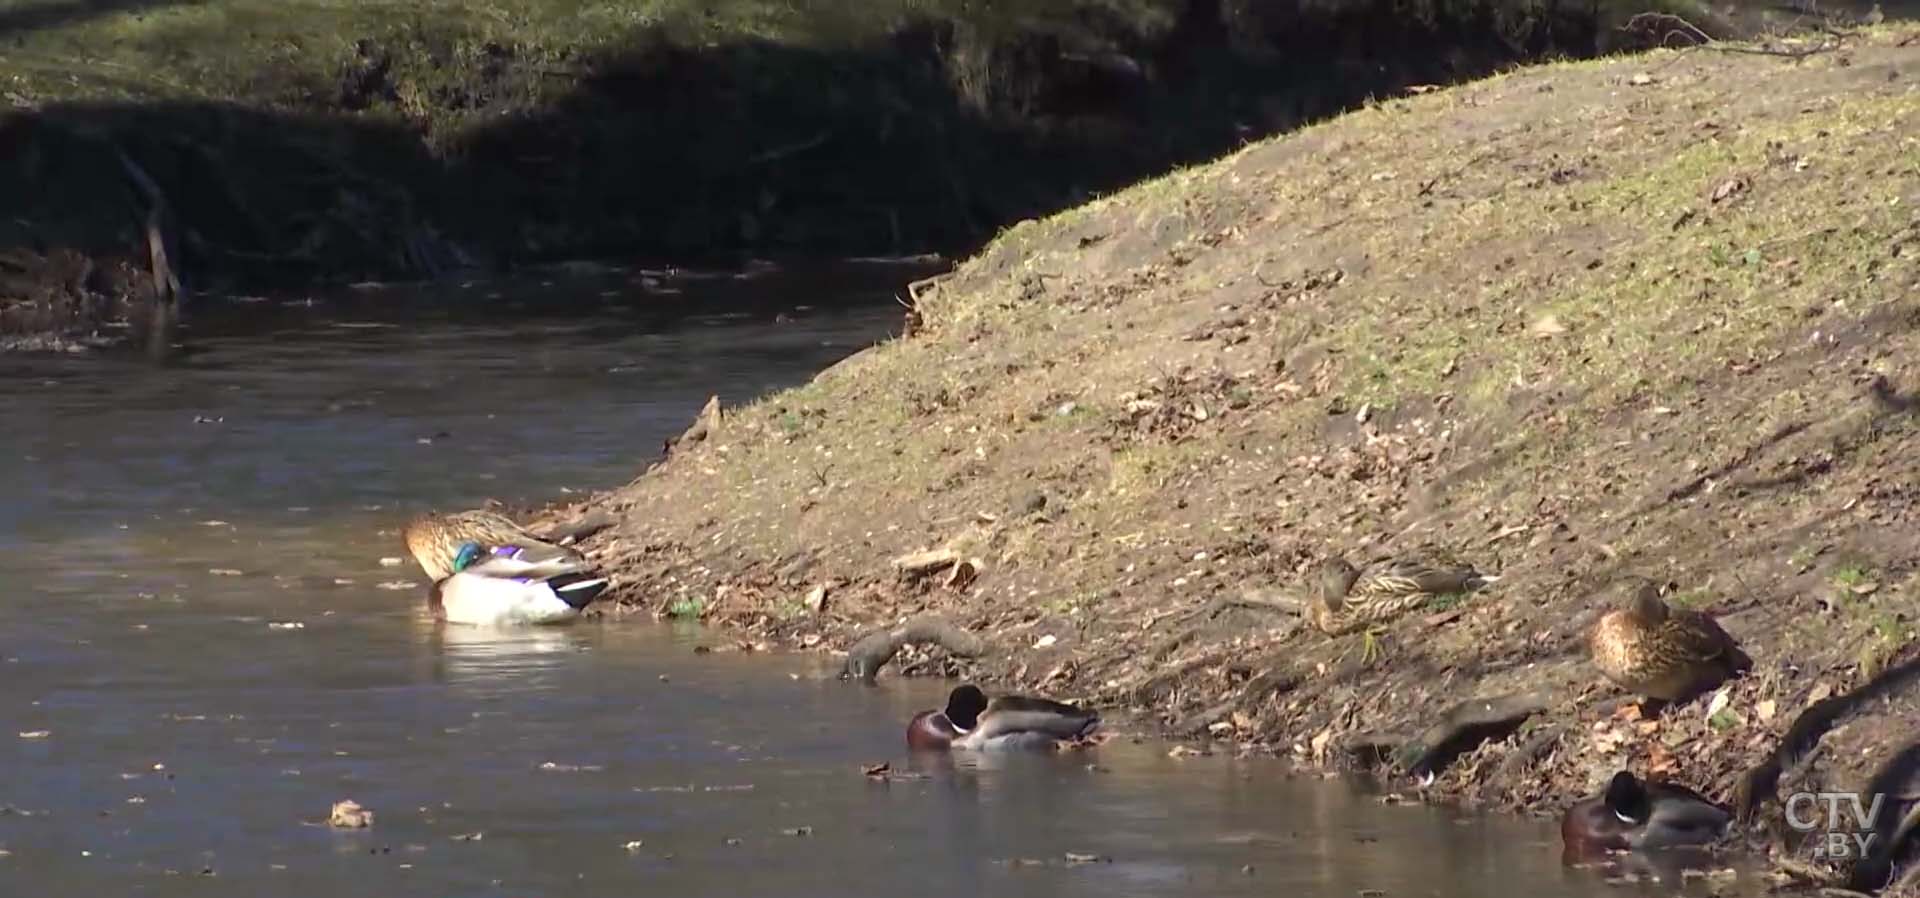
975, 696, 1100, 741
464, 550, 591, 581
1641, 783, 1732, 845
1365, 557, 1493, 595
1665, 611, 1745, 666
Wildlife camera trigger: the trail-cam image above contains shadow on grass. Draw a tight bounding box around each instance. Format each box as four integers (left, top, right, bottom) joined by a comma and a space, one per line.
0, 0, 200, 40
2, 0, 1609, 331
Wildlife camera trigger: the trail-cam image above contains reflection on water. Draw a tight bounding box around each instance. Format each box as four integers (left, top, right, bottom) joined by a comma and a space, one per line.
0, 271, 1749, 895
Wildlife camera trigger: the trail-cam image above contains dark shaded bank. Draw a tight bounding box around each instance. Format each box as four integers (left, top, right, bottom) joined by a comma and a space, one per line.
0, 0, 1859, 347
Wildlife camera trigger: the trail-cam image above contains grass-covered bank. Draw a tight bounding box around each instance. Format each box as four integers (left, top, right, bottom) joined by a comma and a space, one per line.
532, 26, 1920, 891
1, 0, 1830, 347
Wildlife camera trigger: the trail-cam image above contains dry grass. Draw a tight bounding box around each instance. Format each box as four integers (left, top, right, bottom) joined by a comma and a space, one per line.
548, 27, 1920, 848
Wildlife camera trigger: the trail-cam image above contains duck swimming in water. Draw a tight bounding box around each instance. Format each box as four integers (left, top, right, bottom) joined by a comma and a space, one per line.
404, 509, 583, 581
1561, 770, 1731, 860
429, 541, 608, 626
906, 685, 1101, 751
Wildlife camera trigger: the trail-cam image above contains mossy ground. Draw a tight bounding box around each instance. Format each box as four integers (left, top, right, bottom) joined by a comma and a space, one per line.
536, 26, 1920, 886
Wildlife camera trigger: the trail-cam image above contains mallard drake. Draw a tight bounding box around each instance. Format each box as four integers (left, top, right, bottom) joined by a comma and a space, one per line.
1562, 770, 1731, 859
404, 509, 581, 581
1590, 584, 1751, 703
429, 541, 608, 626
906, 685, 1100, 751
1309, 553, 1498, 660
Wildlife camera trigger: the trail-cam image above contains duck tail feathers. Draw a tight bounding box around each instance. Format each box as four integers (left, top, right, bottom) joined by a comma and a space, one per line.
547, 573, 609, 610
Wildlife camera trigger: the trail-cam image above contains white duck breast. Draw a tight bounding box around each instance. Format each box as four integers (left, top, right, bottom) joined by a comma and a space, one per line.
433, 554, 609, 626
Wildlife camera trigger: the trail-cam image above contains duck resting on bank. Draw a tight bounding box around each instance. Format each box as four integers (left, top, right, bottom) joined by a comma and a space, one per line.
1561, 770, 1731, 860
906, 685, 1101, 751
1589, 582, 1751, 707
429, 541, 608, 626
1309, 552, 1499, 662
403, 509, 583, 581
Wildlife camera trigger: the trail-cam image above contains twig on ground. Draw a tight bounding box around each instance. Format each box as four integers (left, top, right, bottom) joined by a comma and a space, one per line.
841, 615, 985, 683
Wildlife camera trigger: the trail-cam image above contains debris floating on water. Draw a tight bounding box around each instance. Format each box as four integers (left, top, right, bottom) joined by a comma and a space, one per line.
328, 800, 373, 829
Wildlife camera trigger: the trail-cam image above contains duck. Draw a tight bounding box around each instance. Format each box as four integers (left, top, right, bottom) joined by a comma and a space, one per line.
1309, 552, 1498, 660
1562, 770, 1731, 859
403, 509, 582, 581
429, 541, 608, 626
906, 685, 1101, 751
1589, 583, 1751, 704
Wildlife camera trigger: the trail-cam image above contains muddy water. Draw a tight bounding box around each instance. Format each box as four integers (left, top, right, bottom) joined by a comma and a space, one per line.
1, 270, 1720, 895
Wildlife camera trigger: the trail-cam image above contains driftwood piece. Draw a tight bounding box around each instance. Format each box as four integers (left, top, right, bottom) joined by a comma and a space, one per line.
1348, 691, 1552, 778
665, 395, 722, 455
840, 615, 985, 683
892, 547, 961, 577
114, 148, 184, 306
1172, 667, 1306, 734
534, 509, 620, 545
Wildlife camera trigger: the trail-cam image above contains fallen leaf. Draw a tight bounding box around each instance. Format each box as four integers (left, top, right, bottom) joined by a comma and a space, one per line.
1705, 688, 1732, 720
1756, 699, 1777, 723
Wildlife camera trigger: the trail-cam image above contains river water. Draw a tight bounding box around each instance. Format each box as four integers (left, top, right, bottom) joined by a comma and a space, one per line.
0, 266, 1731, 895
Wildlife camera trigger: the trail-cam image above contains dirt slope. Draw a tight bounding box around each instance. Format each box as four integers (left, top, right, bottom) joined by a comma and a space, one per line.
539, 28, 1920, 888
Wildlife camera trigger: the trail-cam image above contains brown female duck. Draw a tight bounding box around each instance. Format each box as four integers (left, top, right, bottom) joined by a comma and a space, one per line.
1308, 553, 1497, 659
1590, 584, 1750, 704
402, 509, 582, 581
906, 685, 1100, 752
1562, 770, 1731, 861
